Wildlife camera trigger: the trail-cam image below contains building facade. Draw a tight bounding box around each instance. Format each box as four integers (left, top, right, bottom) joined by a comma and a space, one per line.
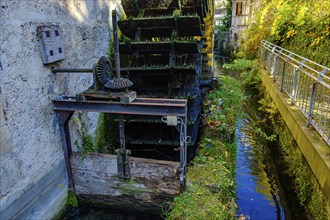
229, 0, 261, 52
0, 0, 119, 218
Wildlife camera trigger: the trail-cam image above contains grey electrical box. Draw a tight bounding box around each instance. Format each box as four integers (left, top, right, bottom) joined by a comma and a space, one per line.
37, 25, 65, 64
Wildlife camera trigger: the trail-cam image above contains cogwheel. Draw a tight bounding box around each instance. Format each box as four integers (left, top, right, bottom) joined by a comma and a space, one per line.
96, 56, 114, 88
96, 56, 133, 90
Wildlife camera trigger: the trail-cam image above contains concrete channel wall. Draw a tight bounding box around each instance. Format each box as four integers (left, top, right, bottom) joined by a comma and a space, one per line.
260, 69, 330, 216
0, 0, 119, 218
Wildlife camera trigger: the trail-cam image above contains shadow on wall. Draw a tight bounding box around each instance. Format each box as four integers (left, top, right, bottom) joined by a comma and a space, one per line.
52, 0, 113, 62
47, 0, 122, 152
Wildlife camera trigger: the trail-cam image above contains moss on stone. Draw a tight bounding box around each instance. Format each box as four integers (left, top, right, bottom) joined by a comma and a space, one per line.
258, 88, 329, 219
273, 115, 329, 219
67, 190, 78, 207
95, 113, 118, 154
118, 178, 154, 196
72, 112, 95, 153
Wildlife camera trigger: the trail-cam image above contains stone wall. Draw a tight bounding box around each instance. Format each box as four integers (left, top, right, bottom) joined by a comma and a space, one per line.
0, 0, 119, 218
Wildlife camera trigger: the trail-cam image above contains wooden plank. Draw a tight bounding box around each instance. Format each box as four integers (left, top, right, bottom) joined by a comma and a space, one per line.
71, 153, 180, 213
80, 90, 137, 103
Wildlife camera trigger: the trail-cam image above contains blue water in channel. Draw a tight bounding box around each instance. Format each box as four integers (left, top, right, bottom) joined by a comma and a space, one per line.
216, 57, 307, 220
235, 121, 285, 220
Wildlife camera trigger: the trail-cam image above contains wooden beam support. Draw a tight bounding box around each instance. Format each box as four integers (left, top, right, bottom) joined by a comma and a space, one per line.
71, 153, 180, 213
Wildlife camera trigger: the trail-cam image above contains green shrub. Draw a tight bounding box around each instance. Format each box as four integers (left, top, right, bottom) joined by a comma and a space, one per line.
239, 0, 330, 67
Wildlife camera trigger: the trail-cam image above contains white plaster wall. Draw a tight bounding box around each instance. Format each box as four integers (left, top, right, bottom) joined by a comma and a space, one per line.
0, 0, 119, 218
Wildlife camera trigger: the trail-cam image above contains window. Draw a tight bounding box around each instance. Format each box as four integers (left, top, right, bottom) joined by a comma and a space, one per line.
234, 33, 238, 42
236, 2, 243, 16
45, 31, 50, 37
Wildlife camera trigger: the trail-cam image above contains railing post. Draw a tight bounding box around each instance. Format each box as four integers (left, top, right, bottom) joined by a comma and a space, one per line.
263, 48, 266, 66
263, 44, 269, 67
291, 59, 306, 105
273, 48, 284, 83
280, 62, 286, 92
306, 83, 318, 127
281, 53, 292, 92
260, 45, 264, 65
318, 69, 327, 82
273, 49, 283, 82
267, 46, 276, 73
270, 46, 276, 74
267, 50, 271, 71
291, 68, 299, 105
273, 56, 278, 82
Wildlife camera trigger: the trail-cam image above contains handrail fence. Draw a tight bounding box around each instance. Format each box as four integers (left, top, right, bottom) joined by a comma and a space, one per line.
260, 40, 330, 146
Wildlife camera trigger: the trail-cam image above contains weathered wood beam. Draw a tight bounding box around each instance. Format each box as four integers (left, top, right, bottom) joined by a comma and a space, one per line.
71, 153, 180, 213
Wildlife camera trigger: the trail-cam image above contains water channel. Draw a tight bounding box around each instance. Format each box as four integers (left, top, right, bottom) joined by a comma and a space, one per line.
215, 58, 308, 220
235, 104, 288, 220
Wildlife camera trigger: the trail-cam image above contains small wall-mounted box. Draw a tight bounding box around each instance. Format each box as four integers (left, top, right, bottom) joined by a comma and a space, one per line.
37, 25, 65, 64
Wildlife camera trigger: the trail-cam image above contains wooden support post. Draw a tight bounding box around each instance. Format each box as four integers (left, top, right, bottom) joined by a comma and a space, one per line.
57, 111, 74, 189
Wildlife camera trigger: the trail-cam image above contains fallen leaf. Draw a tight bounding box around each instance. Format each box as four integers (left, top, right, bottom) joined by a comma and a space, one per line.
208, 157, 215, 161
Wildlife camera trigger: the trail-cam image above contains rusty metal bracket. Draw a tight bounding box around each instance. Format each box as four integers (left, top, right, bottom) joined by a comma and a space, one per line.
115, 115, 131, 179
56, 111, 74, 189
116, 148, 131, 179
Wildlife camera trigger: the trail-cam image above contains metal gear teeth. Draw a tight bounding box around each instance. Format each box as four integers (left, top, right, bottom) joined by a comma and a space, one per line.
96, 56, 114, 88
110, 78, 133, 90
96, 56, 134, 90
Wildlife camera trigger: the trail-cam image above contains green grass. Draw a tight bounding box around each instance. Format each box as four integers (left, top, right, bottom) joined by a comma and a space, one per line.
166, 76, 244, 219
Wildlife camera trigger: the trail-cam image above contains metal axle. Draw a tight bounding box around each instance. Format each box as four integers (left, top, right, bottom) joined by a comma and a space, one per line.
51, 68, 93, 73
112, 10, 121, 80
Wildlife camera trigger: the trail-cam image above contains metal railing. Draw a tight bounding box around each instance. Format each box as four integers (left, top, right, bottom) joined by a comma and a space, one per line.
260, 40, 330, 146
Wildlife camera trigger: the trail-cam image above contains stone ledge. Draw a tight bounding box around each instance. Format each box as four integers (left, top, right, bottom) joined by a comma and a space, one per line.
260, 69, 330, 207
0, 158, 67, 219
